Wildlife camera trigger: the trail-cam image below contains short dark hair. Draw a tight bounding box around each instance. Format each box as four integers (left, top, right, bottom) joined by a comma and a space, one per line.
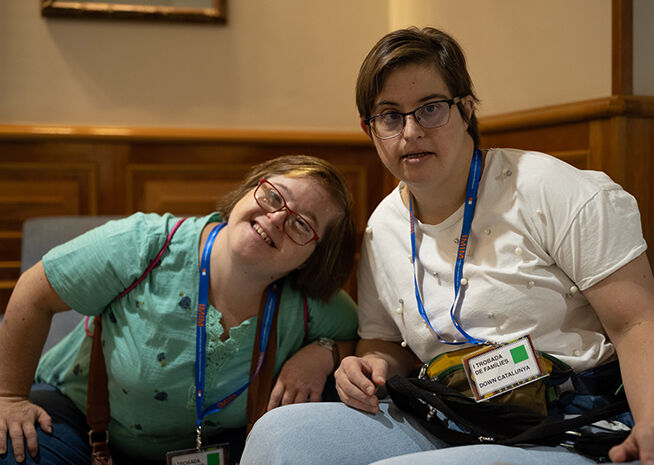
356, 26, 480, 147
216, 155, 355, 301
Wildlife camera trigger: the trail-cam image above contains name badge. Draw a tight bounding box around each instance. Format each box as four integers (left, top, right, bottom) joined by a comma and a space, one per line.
462, 335, 547, 402
166, 443, 228, 465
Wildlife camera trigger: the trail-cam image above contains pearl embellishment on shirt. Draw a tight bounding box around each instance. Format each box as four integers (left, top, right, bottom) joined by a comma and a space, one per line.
569, 286, 578, 294
401, 341, 407, 348
527, 281, 535, 289
460, 277, 468, 286
515, 247, 523, 255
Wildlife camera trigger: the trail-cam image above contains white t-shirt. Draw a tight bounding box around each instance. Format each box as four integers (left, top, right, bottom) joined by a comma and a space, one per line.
358, 148, 647, 372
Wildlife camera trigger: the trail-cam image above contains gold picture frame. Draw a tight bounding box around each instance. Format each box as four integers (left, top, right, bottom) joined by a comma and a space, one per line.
41, 0, 226, 23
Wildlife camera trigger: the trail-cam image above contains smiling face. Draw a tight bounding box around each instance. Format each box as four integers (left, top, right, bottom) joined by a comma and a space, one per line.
226, 174, 341, 279
363, 62, 475, 194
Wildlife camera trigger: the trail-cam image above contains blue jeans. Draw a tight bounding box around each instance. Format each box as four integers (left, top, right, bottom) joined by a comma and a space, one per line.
0, 384, 91, 465
240, 400, 643, 465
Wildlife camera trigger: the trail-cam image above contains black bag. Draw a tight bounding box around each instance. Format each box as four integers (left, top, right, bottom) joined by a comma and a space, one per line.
386, 374, 631, 461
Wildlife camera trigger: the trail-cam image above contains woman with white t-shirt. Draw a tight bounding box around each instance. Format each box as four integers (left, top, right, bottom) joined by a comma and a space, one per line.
240, 27, 654, 465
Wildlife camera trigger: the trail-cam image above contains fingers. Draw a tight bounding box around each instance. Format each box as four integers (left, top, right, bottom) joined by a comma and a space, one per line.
0, 420, 7, 455
36, 409, 52, 435
633, 421, 654, 464
334, 356, 387, 413
267, 381, 284, 411
8, 421, 26, 462
609, 443, 630, 463
308, 389, 322, 403
6, 420, 43, 462
608, 422, 654, 464
0, 401, 52, 461
267, 379, 316, 411
334, 380, 378, 413
286, 388, 309, 406
23, 421, 39, 459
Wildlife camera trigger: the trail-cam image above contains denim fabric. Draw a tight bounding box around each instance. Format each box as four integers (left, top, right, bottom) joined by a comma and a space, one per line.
240, 400, 642, 465
0, 384, 90, 465
369, 444, 642, 465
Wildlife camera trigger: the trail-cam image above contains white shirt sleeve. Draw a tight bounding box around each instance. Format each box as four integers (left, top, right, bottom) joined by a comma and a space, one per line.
552, 187, 647, 290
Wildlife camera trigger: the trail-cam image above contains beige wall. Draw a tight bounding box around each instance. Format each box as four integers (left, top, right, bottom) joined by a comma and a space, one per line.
1, 0, 649, 131
389, 0, 613, 117
0, 0, 388, 131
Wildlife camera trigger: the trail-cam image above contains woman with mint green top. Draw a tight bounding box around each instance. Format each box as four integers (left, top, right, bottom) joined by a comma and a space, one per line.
0, 155, 358, 465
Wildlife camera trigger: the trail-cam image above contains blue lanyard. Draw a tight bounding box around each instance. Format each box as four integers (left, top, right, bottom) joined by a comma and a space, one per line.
409, 148, 486, 346
195, 222, 280, 427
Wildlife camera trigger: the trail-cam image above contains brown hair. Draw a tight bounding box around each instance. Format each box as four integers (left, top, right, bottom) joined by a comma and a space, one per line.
356, 26, 480, 147
216, 155, 355, 301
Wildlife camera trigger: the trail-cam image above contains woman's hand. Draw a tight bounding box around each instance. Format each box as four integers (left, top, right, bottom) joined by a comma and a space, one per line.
0, 397, 52, 463
608, 420, 654, 463
334, 355, 387, 413
334, 338, 418, 413
266, 342, 334, 411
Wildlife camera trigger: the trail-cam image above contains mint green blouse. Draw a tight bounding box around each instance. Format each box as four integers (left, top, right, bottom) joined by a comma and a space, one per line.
35, 213, 358, 461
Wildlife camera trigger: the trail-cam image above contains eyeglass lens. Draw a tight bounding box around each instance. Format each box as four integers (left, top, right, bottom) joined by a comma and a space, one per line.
371, 100, 454, 139
255, 182, 317, 245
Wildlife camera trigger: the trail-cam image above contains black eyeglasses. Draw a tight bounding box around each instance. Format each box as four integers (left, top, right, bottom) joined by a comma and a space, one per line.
254, 179, 319, 246
365, 97, 463, 140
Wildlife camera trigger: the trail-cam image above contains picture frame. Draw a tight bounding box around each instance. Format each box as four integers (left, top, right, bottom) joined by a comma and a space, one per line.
41, 0, 226, 23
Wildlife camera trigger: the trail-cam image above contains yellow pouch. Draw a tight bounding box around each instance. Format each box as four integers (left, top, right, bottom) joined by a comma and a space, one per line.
420, 347, 569, 416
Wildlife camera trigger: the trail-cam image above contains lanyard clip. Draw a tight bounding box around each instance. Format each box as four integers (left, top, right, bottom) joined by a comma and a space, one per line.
196, 425, 202, 451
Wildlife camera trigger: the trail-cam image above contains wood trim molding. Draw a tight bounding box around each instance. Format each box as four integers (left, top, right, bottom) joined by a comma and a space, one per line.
3, 95, 654, 144
479, 95, 654, 134
612, 0, 633, 95
0, 125, 370, 144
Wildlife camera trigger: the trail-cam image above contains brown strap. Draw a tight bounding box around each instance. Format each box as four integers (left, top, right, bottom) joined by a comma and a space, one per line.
87, 315, 110, 434
85, 218, 186, 455
245, 286, 281, 434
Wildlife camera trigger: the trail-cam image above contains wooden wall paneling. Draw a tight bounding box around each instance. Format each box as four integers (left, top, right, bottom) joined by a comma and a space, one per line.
0, 139, 123, 215
3, 111, 648, 311
612, 0, 633, 95
588, 118, 615, 173
0, 231, 21, 311
623, 117, 654, 255
94, 142, 130, 215
0, 128, 385, 310
0, 231, 21, 264
0, 161, 99, 228
481, 121, 591, 159
127, 163, 250, 214
0, 160, 99, 307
